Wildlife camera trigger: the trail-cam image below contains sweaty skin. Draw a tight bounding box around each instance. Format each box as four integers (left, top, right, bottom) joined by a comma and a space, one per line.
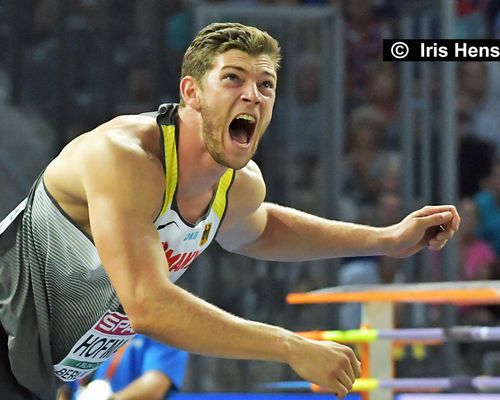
43, 49, 459, 397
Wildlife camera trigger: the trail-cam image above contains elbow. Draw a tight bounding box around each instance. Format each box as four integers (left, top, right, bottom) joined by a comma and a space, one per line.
120, 281, 169, 335
124, 300, 152, 335
127, 310, 149, 335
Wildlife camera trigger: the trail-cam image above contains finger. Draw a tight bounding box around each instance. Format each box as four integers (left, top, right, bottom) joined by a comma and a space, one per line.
337, 370, 354, 390
345, 350, 361, 378
428, 238, 447, 250
342, 347, 359, 380
333, 379, 349, 400
349, 352, 361, 378
420, 211, 453, 229
324, 379, 346, 400
437, 214, 459, 232
419, 205, 457, 216
354, 359, 362, 378
448, 205, 459, 217
342, 359, 355, 384
434, 229, 453, 241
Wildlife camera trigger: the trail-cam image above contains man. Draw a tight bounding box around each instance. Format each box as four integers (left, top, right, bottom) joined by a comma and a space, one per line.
475, 159, 500, 255
59, 335, 188, 400
0, 22, 459, 400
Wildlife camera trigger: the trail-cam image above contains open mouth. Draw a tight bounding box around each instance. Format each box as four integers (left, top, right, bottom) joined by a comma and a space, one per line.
229, 114, 256, 146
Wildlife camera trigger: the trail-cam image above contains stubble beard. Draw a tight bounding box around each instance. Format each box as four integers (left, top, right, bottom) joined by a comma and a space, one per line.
200, 104, 255, 170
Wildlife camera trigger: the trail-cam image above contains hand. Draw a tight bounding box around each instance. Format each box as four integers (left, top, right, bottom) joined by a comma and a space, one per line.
286, 336, 361, 398
384, 205, 460, 258
76, 380, 112, 400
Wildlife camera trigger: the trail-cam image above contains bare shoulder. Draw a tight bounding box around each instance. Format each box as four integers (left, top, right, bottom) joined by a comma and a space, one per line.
44, 115, 164, 228
83, 115, 159, 160
224, 160, 266, 225
46, 114, 161, 191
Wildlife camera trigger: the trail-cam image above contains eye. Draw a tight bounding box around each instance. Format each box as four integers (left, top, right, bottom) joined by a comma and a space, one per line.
223, 73, 240, 82
260, 80, 275, 90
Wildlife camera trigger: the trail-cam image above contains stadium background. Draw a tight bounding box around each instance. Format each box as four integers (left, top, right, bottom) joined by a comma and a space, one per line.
1, 0, 500, 394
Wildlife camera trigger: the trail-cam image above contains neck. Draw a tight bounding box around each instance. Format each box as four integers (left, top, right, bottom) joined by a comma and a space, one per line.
177, 106, 228, 198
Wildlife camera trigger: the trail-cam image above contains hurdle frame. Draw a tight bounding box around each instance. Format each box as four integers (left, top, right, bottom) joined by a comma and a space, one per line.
287, 281, 500, 400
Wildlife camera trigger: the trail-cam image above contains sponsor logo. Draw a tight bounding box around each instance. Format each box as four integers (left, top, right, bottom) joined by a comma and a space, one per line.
162, 241, 200, 272
53, 311, 135, 382
184, 231, 199, 241
157, 221, 180, 230
94, 312, 134, 335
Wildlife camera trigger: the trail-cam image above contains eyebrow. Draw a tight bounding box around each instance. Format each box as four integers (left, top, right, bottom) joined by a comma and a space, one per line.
221, 65, 277, 81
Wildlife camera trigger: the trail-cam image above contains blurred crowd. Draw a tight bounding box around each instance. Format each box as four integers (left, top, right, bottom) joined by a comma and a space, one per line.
2, 0, 500, 390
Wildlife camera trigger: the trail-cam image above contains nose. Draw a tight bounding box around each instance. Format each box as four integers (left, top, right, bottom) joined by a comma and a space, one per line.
241, 81, 261, 104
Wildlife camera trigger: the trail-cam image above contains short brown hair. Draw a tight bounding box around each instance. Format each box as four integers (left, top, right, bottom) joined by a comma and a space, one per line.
180, 22, 281, 104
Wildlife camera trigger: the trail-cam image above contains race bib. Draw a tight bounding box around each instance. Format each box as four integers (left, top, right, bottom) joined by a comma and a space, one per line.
53, 311, 136, 382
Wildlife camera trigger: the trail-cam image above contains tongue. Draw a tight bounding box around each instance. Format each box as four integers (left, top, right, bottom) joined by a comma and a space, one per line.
230, 128, 248, 144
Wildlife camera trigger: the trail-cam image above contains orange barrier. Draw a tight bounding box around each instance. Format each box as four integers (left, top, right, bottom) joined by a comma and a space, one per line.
287, 282, 500, 305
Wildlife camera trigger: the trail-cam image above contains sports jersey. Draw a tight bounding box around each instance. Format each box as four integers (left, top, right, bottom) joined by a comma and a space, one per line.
0, 103, 234, 399
72, 334, 188, 399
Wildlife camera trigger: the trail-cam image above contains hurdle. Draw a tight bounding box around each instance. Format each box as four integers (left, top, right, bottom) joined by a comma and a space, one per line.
286, 281, 500, 400
297, 326, 500, 343
261, 376, 500, 392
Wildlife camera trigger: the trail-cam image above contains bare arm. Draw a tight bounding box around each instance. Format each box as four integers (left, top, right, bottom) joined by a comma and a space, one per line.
79, 131, 360, 396
112, 372, 171, 400
218, 163, 460, 260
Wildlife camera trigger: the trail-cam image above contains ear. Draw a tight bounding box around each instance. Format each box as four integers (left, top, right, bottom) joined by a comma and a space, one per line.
180, 76, 201, 111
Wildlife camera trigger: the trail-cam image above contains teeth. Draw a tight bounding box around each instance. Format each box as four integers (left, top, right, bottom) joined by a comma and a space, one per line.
236, 114, 256, 123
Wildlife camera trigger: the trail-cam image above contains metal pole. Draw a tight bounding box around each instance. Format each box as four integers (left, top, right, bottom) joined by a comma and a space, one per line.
418, 12, 433, 286
330, 7, 345, 222
439, 0, 459, 378
326, 5, 344, 294
399, 13, 417, 289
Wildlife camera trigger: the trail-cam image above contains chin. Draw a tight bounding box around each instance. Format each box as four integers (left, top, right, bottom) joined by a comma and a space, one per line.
213, 153, 251, 170
231, 159, 251, 170
220, 157, 250, 170
209, 144, 254, 170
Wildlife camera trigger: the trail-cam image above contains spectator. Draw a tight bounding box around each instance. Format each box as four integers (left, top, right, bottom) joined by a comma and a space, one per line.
458, 62, 500, 153
457, 94, 496, 197
455, 0, 489, 39
365, 64, 399, 149
289, 51, 322, 199
343, 0, 393, 107
59, 335, 189, 400
475, 159, 500, 256
343, 104, 399, 207
458, 198, 496, 281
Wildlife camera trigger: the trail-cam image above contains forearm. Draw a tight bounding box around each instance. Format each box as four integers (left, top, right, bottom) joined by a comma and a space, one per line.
128, 279, 297, 363
112, 372, 171, 400
238, 203, 394, 261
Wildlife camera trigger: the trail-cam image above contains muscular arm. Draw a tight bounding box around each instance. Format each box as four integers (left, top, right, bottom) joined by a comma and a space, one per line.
81, 130, 290, 361
222, 202, 392, 260
218, 162, 460, 260
78, 126, 359, 395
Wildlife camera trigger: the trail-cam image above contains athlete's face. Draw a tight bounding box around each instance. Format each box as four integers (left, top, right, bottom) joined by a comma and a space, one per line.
198, 49, 277, 170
